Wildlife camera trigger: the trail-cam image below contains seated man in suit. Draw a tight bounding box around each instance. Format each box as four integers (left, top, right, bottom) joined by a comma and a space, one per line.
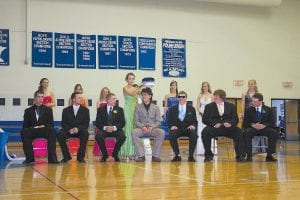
57, 92, 90, 163
21, 90, 58, 164
168, 91, 198, 162
202, 89, 245, 162
243, 93, 278, 162
132, 88, 165, 162
95, 93, 126, 162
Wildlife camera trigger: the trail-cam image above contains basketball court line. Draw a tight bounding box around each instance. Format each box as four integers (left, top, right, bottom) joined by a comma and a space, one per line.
31, 166, 80, 200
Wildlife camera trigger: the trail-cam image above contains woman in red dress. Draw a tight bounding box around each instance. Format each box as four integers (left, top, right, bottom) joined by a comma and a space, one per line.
38, 78, 56, 108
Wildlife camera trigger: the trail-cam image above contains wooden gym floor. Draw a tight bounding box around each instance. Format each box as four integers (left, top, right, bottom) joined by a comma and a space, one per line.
1, 140, 300, 199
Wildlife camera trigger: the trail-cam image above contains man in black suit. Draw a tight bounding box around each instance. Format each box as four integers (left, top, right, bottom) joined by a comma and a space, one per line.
21, 90, 58, 164
202, 89, 245, 162
95, 93, 126, 162
168, 91, 198, 162
57, 92, 90, 163
243, 93, 278, 162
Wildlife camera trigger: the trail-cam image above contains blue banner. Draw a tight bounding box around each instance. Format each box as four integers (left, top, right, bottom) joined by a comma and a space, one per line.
32, 31, 53, 67
54, 33, 75, 68
118, 36, 137, 70
162, 39, 186, 77
77, 34, 96, 69
98, 35, 117, 69
138, 37, 156, 70
0, 29, 9, 66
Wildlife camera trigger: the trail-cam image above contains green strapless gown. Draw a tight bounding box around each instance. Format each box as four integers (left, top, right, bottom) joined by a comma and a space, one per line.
119, 95, 137, 158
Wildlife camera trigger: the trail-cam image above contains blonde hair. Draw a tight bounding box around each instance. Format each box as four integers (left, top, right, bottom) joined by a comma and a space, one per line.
247, 79, 258, 95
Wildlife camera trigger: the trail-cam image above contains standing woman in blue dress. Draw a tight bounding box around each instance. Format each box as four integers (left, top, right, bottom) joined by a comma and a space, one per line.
163, 80, 179, 127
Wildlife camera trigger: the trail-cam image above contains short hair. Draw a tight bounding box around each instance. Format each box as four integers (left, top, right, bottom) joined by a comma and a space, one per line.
106, 93, 116, 101
125, 72, 135, 81
252, 93, 263, 101
71, 92, 81, 99
178, 91, 187, 98
34, 90, 44, 98
141, 88, 153, 97
213, 89, 226, 101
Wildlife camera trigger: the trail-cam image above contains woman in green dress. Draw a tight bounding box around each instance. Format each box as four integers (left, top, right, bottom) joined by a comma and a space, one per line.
119, 72, 140, 159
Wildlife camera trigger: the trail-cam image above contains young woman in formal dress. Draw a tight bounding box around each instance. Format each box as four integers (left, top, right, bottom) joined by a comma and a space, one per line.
38, 78, 56, 108
68, 84, 88, 107
97, 87, 110, 109
119, 72, 140, 159
241, 80, 258, 118
163, 80, 179, 127
241, 80, 260, 152
196, 81, 214, 155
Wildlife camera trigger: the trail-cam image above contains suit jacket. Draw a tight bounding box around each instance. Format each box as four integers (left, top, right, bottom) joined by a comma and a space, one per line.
23, 105, 54, 129
96, 105, 125, 131
134, 103, 162, 129
168, 104, 197, 129
61, 105, 90, 132
202, 102, 238, 127
243, 105, 275, 128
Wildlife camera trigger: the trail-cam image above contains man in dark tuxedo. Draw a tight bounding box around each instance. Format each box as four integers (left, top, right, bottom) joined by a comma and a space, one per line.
95, 93, 125, 162
243, 93, 278, 162
57, 92, 90, 163
168, 91, 198, 162
21, 90, 58, 164
202, 89, 245, 162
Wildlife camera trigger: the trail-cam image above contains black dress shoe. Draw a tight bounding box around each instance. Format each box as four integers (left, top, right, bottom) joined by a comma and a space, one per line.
236, 156, 246, 162
246, 156, 252, 162
171, 155, 181, 162
266, 156, 277, 162
135, 156, 145, 162
113, 156, 120, 162
188, 156, 196, 162
23, 159, 34, 164
49, 160, 59, 164
60, 157, 72, 163
152, 156, 161, 162
78, 160, 86, 163
100, 156, 108, 162
204, 156, 213, 163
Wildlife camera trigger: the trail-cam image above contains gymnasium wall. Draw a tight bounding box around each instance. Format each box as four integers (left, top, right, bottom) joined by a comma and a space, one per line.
0, 0, 299, 121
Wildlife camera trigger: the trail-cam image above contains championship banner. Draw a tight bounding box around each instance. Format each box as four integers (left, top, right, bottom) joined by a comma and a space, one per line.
162, 39, 186, 77
77, 34, 96, 69
32, 31, 53, 67
138, 37, 156, 70
0, 29, 9, 66
98, 35, 117, 69
118, 36, 137, 70
54, 33, 75, 68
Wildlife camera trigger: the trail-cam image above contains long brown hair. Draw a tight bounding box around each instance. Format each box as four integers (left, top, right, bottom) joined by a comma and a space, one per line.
201, 81, 212, 94
99, 87, 111, 101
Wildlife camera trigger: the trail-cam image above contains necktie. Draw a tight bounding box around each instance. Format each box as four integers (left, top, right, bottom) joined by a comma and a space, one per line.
218, 104, 224, 116
36, 106, 41, 120
256, 107, 261, 119
74, 107, 78, 117
178, 106, 185, 121
108, 107, 113, 121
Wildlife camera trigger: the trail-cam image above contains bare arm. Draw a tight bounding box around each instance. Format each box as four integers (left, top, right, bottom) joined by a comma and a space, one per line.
241, 93, 246, 116
123, 86, 139, 96
163, 94, 169, 118
48, 91, 56, 108
196, 94, 201, 114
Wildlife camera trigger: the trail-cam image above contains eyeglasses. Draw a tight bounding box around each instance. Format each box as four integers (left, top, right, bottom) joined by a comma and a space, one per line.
178, 96, 186, 99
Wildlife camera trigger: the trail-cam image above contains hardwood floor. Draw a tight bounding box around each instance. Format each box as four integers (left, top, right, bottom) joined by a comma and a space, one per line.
1, 140, 300, 199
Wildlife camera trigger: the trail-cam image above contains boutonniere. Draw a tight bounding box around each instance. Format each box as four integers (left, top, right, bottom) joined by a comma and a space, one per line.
261, 109, 266, 114
113, 110, 118, 114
